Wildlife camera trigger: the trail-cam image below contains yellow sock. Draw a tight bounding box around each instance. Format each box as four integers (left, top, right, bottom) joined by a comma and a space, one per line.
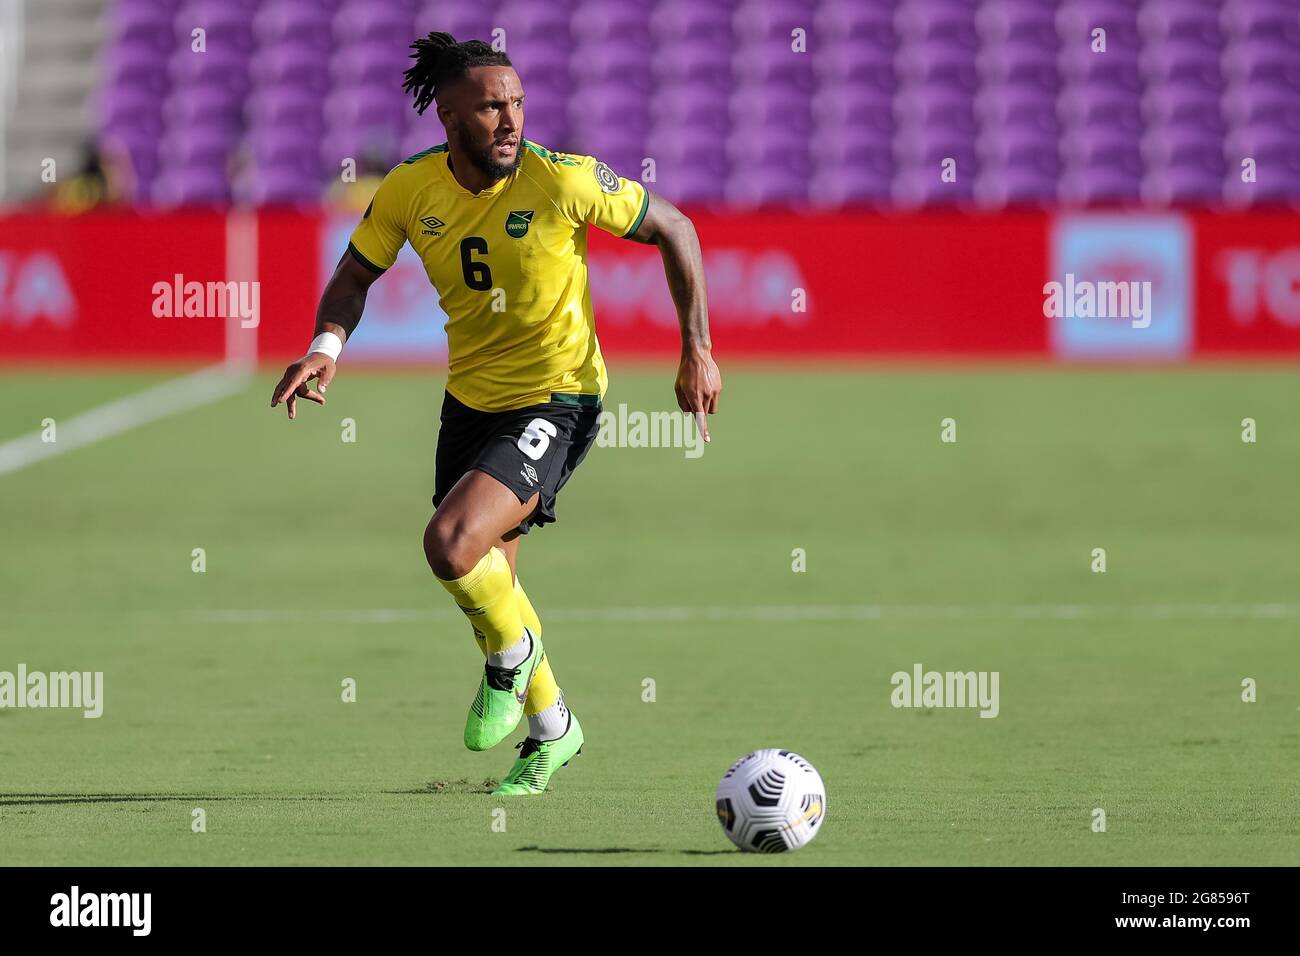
436, 547, 525, 655
514, 576, 542, 638
526, 656, 560, 715
516, 577, 559, 714
463, 573, 559, 714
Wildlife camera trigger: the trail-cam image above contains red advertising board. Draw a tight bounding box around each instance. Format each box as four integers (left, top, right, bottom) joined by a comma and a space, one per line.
1191, 211, 1300, 356
1, 207, 1297, 363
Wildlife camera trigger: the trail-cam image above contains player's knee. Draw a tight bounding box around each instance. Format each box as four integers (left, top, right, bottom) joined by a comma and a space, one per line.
423, 512, 486, 580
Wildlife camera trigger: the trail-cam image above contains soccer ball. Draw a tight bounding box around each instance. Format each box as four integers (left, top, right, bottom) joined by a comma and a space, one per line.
715, 749, 827, 853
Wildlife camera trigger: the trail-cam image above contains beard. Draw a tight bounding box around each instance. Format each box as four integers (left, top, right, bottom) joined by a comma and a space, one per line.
458, 124, 522, 181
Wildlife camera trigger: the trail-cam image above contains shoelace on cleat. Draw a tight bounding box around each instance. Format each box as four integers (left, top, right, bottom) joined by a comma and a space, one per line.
515, 737, 543, 759
484, 662, 520, 692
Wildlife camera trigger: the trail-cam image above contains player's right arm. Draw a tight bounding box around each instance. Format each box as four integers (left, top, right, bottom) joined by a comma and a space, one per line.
269, 253, 382, 419
270, 168, 411, 420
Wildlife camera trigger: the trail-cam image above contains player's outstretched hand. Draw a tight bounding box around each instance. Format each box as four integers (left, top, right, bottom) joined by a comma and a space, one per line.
270, 353, 335, 420
675, 346, 721, 443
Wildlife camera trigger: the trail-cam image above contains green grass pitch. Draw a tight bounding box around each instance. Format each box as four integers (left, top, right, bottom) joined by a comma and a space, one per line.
1, 365, 1297, 866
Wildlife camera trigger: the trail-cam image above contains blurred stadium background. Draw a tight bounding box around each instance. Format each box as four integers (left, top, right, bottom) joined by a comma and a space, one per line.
1, 0, 1299, 865
1, 0, 1299, 366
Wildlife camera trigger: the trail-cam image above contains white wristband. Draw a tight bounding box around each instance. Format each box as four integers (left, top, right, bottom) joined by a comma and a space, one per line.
308, 331, 343, 361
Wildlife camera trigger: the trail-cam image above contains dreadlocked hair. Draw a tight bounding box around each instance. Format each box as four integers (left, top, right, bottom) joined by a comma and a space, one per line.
403, 32, 512, 115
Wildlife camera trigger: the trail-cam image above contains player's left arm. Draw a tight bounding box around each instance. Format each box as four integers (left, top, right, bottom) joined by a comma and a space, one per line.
626, 192, 721, 442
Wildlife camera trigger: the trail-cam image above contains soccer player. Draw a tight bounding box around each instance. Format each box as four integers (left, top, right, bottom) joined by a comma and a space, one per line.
270, 34, 721, 795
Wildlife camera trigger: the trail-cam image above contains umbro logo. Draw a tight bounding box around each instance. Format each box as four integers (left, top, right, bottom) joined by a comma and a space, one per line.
520, 463, 538, 486
419, 215, 445, 237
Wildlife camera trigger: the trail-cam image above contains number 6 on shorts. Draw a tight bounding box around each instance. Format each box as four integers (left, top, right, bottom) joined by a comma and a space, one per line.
517, 418, 557, 461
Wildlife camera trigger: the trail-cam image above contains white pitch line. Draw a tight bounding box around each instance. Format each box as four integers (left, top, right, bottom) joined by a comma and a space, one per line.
189, 603, 1300, 625
0, 364, 250, 476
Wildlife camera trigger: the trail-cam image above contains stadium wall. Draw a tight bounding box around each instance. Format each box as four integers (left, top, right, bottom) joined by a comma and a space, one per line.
2, 209, 1300, 363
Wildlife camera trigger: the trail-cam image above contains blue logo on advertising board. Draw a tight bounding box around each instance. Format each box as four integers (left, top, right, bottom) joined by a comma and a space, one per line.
320, 217, 447, 360
1049, 215, 1192, 360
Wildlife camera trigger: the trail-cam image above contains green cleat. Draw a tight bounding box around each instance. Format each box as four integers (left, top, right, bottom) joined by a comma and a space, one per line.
464, 628, 543, 752
492, 712, 584, 796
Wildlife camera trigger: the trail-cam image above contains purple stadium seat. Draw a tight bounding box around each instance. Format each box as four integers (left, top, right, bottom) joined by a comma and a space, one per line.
1142, 37, 1226, 90
815, 0, 896, 51
169, 45, 252, 97
976, 84, 1057, 129
728, 85, 813, 134
520, 118, 569, 151
975, 0, 1055, 45
87, 0, 1299, 209
246, 86, 325, 132
254, 1, 333, 50
895, 0, 979, 50
570, 3, 652, 48
732, 38, 817, 91
894, 84, 978, 135
1141, 126, 1227, 169
978, 126, 1061, 171
322, 83, 406, 130
727, 168, 809, 206
414, 4, 499, 44
810, 164, 894, 205
507, 39, 573, 91
567, 85, 650, 136
892, 167, 976, 208
895, 38, 980, 92
152, 165, 233, 207
333, 2, 413, 47
1222, 36, 1300, 89
731, 0, 818, 44
1142, 81, 1221, 124
1060, 167, 1142, 204
159, 122, 237, 169
813, 42, 895, 91
569, 42, 654, 94
1142, 167, 1224, 205
331, 41, 409, 88
163, 84, 244, 128
496, 0, 573, 42
238, 166, 326, 205
649, 1, 732, 45
1222, 0, 1300, 44
99, 84, 164, 138
654, 38, 733, 89
814, 84, 894, 137
109, 2, 174, 54
104, 43, 170, 95
176, 0, 257, 55
978, 36, 1060, 90
1222, 83, 1300, 131
399, 126, 442, 160
250, 41, 331, 93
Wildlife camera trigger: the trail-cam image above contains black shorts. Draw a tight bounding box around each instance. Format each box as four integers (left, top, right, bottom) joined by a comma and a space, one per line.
432, 391, 602, 535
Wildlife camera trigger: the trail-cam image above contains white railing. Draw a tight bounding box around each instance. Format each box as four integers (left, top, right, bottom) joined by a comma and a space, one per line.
0, 0, 27, 201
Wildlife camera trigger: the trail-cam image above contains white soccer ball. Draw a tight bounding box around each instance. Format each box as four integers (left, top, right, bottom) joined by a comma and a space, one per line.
715, 749, 827, 853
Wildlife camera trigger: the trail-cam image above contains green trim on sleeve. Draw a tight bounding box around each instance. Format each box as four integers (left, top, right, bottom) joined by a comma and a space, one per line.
620, 185, 650, 239
348, 242, 388, 274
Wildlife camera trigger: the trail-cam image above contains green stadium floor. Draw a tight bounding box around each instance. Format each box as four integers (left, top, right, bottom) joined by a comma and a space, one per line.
0, 365, 1297, 865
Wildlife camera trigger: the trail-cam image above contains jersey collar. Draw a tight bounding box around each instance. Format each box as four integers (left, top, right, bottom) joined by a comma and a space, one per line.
437, 148, 518, 199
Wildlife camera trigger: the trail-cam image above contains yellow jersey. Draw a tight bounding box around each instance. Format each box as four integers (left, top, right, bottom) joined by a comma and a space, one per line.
348, 140, 649, 412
